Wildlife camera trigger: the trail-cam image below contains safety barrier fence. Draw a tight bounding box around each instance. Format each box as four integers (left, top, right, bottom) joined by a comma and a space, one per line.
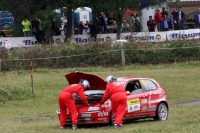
1, 46, 200, 71
0, 44, 200, 98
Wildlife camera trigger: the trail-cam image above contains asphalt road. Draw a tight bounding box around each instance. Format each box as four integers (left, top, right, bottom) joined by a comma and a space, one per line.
170, 100, 200, 107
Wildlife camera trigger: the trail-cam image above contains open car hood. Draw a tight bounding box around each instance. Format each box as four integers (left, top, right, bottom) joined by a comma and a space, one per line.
65, 72, 106, 90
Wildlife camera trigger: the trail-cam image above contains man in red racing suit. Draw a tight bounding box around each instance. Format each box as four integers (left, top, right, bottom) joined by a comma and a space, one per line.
58, 80, 90, 129
99, 76, 127, 128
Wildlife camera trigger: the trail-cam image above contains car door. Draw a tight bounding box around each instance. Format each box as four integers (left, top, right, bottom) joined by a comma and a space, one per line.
125, 80, 148, 119
140, 79, 159, 117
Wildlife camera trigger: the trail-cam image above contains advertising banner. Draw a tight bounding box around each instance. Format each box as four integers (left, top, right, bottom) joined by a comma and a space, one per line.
121, 32, 167, 42
53, 32, 167, 45
167, 29, 200, 41
2, 29, 200, 47
0, 37, 37, 48
53, 34, 117, 44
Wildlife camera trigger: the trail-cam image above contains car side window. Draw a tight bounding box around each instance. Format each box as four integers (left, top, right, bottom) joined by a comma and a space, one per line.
125, 80, 142, 95
0, 11, 9, 18
140, 79, 157, 91
2, 12, 7, 17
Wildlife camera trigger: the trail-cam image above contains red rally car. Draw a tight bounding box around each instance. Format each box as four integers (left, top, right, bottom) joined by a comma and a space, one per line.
57, 72, 169, 125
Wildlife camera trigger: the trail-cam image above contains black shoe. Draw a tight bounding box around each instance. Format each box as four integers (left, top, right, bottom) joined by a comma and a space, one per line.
72, 124, 78, 130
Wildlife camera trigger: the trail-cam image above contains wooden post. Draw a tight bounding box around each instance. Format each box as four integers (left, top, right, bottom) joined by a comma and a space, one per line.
30, 56, 34, 98
0, 59, 1, 71
121, 49, 126, 67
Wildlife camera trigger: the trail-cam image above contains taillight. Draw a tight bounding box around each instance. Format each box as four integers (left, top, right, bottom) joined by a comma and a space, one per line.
12, 16, 14, 21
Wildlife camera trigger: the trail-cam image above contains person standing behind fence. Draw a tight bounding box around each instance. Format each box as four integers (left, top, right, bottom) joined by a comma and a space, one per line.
154, 9, 162, 31
121, 20, 129, 32
171, 8, 179, 23
147, 16, 156, 32
194, 8, 200, 28
169, 15, 175, 30
74, 20, 80, 34
22, 17, 31, 37
82, 26, 90, 35
134, 19, 141, 32
31, 17, 41, 34
32, 27, 46, 44
130, 13, 140, 30
63, 22, 67, 35
107, 14, 116, 26
102, 13, 108, 33
178, 7, 186, 29
186, 16, 194, 29
161, 15, 171, 31
89, 21, 97, 41
97, 12, 106, 34
162, 7, 168, 18
174, 19, 184, 30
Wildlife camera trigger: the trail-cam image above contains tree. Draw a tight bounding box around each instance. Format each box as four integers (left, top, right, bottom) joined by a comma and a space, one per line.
0, 0, 162, 41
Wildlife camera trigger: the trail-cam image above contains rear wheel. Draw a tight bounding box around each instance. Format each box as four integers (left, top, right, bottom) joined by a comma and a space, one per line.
155, 103, 168, 121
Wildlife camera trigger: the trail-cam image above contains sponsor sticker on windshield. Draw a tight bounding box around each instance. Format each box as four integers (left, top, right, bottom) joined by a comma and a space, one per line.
141, 80, 147, 86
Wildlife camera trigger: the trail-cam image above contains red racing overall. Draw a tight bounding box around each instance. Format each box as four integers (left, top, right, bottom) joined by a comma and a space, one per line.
58, 84, 88, 126
100, 82, 127, 125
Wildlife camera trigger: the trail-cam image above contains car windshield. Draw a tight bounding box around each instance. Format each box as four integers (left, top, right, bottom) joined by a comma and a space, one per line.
84, 90, 105, 98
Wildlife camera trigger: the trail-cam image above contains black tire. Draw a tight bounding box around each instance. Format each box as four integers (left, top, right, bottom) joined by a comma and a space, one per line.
3, 24, 10, 28
109, 111, 114, 125
155, 103, 168, 121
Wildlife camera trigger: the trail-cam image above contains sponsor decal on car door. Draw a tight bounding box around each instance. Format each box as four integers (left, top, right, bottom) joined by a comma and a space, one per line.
126, 94, 148, 118
127, 98, 140, 113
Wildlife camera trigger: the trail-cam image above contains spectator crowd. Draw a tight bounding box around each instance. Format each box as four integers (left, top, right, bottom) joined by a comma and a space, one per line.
147, 7, 199, 32
2, 7, 200, 43
73, 12, 141, 36
73, 7, 200, 36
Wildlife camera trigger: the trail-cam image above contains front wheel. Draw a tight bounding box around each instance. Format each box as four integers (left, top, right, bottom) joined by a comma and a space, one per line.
109, 112, 114, 125
155, 103, 168, 121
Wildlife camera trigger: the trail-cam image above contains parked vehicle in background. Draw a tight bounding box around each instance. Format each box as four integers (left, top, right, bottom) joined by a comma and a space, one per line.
0, 10, 14, 28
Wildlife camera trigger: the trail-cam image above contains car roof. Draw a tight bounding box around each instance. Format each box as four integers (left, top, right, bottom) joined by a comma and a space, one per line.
117, 77, 150, 81
117, 77, 161, 87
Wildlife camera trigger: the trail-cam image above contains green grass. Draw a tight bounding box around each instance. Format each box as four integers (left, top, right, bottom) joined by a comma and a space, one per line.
0, 106, 200, 133
0, 62, 200, 132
